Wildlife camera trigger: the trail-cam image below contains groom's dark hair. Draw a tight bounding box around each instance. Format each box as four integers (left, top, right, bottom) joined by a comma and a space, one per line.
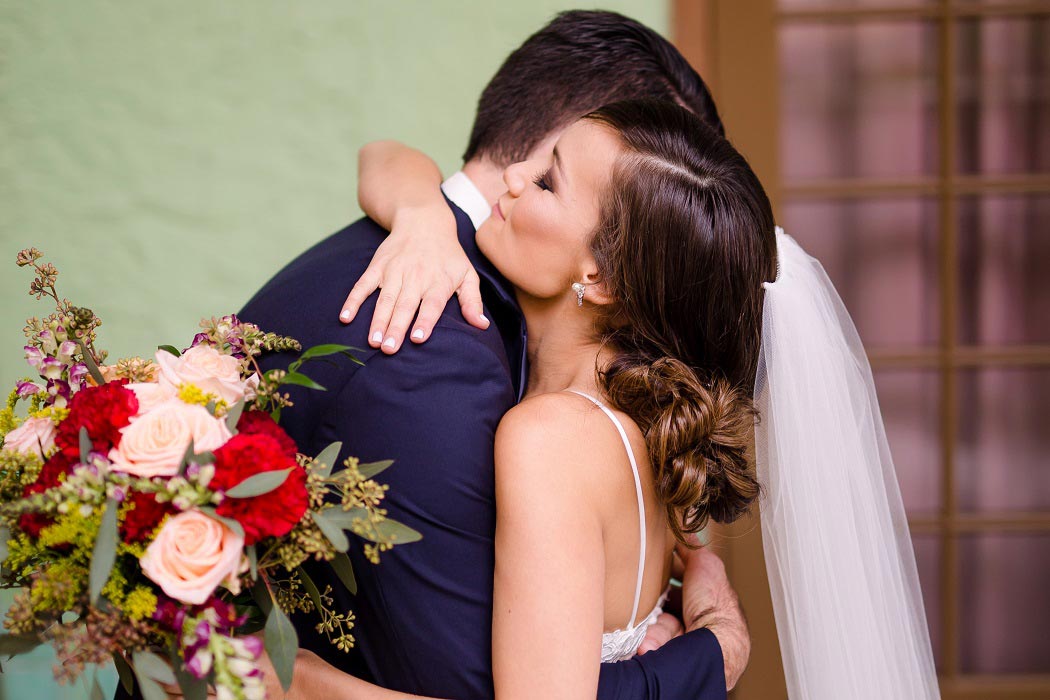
463, 10, 724, 167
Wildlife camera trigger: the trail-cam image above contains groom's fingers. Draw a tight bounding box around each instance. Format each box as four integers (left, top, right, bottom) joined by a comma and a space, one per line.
455, 269, 489, 330
341, 265, 384, 324
381, 280, 425, 354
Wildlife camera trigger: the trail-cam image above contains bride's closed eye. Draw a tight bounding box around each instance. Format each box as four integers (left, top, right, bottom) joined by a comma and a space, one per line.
533, 167, 554, 192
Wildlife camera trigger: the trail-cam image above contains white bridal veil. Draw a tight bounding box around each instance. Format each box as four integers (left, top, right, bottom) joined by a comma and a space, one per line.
754, 228, 940, 699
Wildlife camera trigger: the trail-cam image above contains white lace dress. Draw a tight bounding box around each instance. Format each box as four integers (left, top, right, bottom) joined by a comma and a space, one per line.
567, 391, 671, 663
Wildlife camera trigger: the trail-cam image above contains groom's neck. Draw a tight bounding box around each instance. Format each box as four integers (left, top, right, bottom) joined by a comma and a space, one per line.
460, 158, 505, 206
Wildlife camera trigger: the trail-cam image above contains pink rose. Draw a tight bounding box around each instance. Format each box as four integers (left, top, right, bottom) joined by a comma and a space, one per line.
2, 417, 57, 460
109, 400, 231, 477
155, 346, 247, 405
140, 510, 246, 605
126, 381, 176, 415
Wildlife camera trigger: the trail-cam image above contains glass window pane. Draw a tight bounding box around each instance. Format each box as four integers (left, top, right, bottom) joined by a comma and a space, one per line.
957, 194, 1050, 346
780, 21, 939, 181
874, 369, 941, 514
958, 533, 1050, 674
955, 17, 1050, 176
956, 367, 1050, 512
912, 535, 943, 671
780, 198, 940, 347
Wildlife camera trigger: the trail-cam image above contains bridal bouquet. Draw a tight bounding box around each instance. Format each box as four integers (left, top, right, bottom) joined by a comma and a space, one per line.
0, 249, 418, 700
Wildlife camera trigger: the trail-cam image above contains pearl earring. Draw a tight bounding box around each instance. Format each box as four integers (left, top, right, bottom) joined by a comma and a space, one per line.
571, 282, 586, 307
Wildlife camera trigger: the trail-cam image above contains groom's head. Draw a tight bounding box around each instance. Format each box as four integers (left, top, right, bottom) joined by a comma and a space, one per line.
463, 10, 723, 168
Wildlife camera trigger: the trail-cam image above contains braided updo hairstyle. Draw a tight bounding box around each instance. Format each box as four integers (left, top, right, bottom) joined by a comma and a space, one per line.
584, 100, 778, 544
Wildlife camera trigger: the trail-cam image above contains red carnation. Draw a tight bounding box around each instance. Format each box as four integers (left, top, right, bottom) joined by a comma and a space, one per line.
55, 381, 139, 459
235, 410, 298, 459
120, 491, 177, 543
211, 433, 308, 545
19, 452, 75, 538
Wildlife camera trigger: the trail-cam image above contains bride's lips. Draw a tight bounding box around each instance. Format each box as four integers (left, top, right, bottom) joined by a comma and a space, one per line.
493, 199, 505, 221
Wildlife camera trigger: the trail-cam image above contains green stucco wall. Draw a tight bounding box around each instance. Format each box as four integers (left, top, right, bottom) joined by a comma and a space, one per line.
0, 1, 667, 697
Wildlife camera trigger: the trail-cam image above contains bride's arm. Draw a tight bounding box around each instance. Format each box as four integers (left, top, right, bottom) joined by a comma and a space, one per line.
491, 400, 606, 700
342, 141, 488, 354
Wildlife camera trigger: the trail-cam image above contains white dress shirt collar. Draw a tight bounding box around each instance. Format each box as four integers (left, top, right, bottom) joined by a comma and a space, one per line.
441, 171, 491, 230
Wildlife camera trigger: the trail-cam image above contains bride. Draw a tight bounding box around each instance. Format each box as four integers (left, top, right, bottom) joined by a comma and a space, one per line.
285, 99, 939, 699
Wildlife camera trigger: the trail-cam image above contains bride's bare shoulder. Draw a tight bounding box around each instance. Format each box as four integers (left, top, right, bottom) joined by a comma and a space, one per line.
493, 392, 628, 482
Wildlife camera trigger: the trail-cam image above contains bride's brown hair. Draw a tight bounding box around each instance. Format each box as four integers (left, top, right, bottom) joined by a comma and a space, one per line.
584, 100, 777, 543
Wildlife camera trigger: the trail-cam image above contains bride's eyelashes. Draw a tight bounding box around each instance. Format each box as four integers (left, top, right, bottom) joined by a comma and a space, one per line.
533, 167, 553, 192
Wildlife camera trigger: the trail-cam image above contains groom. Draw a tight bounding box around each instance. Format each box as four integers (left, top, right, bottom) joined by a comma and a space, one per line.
241, 11, 747, 700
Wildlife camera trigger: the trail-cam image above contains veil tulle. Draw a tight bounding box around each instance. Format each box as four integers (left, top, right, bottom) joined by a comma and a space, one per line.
754, 228, 940, 699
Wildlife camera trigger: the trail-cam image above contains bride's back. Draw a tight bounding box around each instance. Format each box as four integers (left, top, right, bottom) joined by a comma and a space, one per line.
505, 390, 672, 636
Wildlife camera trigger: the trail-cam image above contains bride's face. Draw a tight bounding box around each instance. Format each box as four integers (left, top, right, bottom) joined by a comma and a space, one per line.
476, 120, 622, 302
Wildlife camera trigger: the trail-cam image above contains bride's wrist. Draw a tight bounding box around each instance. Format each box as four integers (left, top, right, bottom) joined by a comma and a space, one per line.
391, 202, 456, 239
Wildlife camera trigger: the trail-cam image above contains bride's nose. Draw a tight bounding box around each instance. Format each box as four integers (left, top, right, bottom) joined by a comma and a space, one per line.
503, 161, 529, 197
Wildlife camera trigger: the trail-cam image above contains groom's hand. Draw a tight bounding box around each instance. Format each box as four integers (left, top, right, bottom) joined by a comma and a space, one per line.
636, 612, 684, 655
677, 541, 750, 691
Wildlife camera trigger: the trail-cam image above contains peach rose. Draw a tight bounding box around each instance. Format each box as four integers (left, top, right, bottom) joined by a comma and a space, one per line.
126, 382, 177, 415
108, 400, 231, 477
155, 346, 246, 405
3, 417, 57, 460
140, 510, 245, 605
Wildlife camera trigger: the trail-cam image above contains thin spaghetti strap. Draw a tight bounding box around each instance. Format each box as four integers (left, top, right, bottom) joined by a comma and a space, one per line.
566, 390, 647, 629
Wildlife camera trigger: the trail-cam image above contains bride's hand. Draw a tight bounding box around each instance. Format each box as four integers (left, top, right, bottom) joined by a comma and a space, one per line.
338, 203, 489, 354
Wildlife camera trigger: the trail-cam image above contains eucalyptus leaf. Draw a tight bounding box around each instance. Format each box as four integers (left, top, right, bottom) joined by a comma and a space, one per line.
89, 498, 119, 604
313, 441, 343, 478
224, 468, 293, 499
0, 633, 43, 658
112, 651, 135, 695
157, 345, 181, 357
281, 372, 326, 391
198, 506, 245, 539
373, 517, 423, 544
251, 577, 273, 617
310, 510, 349, 552
297, 566, 323, 613
225, 400, 245, 433
0, 525, 9, 563
357, 459, 394, 479
248, 544, 258, 581
264, 589, 298, 691
79, 427, 92, 464
331, 552, 357, 595
173, 655, 208, 700
133, 649, 177, 684
90, 674, 105, 700
316, 507, 366, 532
77, 340, 106, 385
179, 440, 197, 470
298, 343, 357, 361
132, 669, 167, 700
329, 510, 421, 545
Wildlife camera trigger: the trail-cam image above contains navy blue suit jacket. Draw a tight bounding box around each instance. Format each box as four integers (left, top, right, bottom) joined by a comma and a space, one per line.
237, 198, 727, 699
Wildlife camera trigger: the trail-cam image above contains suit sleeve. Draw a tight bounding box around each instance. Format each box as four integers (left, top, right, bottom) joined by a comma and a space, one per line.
597, 628, 727, 700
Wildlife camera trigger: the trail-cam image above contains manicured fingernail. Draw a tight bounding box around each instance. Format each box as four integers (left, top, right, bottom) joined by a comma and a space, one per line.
382, 337, 396, 349
412, 329, 425, 340
479, 314, 489, 325
340, 310, 351, 322
371, 331, 383, 344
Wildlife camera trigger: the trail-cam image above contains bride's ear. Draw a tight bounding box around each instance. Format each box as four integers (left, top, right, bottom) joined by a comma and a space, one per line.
578, 266, 615, 308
